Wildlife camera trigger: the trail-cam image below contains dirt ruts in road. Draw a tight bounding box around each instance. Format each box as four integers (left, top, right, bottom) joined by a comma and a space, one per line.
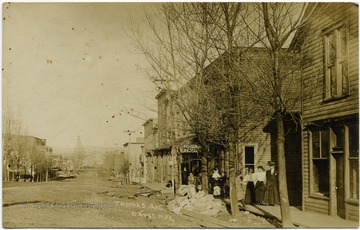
2, 169, 200, 228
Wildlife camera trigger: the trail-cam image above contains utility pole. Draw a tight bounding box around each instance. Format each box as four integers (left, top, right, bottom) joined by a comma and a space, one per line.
124, 130, 135, 184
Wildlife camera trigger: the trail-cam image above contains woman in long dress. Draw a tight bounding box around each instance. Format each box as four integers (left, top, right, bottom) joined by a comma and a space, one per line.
243, 168, 256, 204
263, 161, 280, 205
254, 166, 266, 205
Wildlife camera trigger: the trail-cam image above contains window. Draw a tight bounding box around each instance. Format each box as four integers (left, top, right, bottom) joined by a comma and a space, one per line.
244, 146, 255, 171
324, 24, 349, 99
348, 124, 359, 199
311, 130, 330, 196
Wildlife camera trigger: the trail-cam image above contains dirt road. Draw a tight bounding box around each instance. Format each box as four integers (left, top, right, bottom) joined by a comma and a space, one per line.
2, 168, 274, 228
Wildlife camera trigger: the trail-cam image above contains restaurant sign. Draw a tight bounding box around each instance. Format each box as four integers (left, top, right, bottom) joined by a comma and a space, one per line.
179, 144, 201, 153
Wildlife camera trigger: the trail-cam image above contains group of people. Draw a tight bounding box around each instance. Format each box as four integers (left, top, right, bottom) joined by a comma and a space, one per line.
188, 171, 202, 191
187, 161, 280, 205
209, 168, 229, 198
236, 161, 280, 206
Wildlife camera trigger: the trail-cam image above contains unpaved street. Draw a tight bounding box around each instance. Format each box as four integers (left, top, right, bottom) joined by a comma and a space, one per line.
3, 168, 274, 228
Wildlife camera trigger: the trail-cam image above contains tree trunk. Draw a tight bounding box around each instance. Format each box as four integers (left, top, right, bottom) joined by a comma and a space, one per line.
229, 132, 239, 217
6, 164, 10, 182
200, 153, 208, 193
276, 115, 294, 227
4, 156, 9, 181
16, 160, 20, 182
30, 164, 33, 182
171, 147, 177, 193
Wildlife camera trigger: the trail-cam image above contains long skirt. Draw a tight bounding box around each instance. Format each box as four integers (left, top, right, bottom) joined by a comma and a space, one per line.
255, 181, 266, 203
244, 182, 255, 204
264, 185, 280, 205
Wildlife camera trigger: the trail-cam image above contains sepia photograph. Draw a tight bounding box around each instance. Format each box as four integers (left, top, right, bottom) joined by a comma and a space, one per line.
2, 2, 359, 228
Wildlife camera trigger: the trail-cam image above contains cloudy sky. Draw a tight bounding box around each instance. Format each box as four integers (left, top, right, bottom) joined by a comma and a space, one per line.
3, 2, 158, 152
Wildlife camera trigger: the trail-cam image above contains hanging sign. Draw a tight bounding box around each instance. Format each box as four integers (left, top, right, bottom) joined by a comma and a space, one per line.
179, 144, 200, 153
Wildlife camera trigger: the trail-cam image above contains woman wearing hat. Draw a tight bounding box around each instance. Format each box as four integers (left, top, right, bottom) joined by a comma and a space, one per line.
264, 161, 280, 205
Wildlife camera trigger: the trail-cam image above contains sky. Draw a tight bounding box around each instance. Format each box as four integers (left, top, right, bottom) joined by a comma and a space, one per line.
3, 2, 158, 153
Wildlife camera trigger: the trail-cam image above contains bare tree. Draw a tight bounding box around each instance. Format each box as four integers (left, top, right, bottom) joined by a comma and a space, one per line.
3, 111, 26, 181
131, 3, 265, 218
235, 2, 319, 227
3, 106, 52, 183
130, 2, 219, 193
104, 150, 130, 185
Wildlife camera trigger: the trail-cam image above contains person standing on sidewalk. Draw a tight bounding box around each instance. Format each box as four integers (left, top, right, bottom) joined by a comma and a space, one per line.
244, 167, 256, 204
264, 161, 280, 205
254, 165, 266, 205
219, 171, 227, 198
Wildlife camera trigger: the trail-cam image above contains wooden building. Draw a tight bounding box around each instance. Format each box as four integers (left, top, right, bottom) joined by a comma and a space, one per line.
123, 137, 145, 184
298, 3, 358, 221
143, 118, 158, 183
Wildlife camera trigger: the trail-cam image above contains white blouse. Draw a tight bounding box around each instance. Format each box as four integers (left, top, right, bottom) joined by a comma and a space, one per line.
254, 171, 266, 184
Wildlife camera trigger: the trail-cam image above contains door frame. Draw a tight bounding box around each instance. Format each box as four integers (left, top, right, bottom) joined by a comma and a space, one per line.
329, 126, 347, 218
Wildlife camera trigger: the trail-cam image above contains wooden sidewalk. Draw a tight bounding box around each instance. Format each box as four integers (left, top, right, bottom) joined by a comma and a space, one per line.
244, 204, 359, 228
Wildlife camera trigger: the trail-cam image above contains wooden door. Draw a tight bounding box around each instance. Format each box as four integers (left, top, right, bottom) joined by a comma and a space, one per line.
335, 153, 345, 219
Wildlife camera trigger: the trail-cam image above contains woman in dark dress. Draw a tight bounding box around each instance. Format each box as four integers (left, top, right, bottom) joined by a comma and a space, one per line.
218, 172, 227, 198
264, 161, 280, 205
255, 165, 266, 205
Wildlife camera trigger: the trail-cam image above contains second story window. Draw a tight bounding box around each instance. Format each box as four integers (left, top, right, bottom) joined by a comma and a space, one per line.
323, 24, 349, 100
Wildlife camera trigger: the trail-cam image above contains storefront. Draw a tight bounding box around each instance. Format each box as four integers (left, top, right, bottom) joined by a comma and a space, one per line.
178, 144, 201, 185
303, 115, 359, 221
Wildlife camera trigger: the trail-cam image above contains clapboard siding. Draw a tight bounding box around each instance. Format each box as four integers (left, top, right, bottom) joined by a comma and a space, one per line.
302, 3, 358, 124
306, 206, 329, 215
347, 203, 359, 221
303, 104, 359, 121
302, 132, 310, 197
304, 197, 329, 215
301, 3, 359, 219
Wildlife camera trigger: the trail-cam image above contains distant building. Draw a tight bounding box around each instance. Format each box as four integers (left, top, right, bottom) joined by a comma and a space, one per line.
2, 134, 52, 182
143, 118, 158, 183
123, 137, 144, 184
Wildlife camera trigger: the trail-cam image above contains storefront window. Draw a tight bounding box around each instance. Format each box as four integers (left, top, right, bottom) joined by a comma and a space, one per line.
321, 129, 330, 158
313, 159, 330, 195
312, 131, 320, 158
312, 130, 330, 196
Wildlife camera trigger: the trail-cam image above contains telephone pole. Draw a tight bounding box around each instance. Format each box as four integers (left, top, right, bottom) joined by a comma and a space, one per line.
124, 130, 135, 184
